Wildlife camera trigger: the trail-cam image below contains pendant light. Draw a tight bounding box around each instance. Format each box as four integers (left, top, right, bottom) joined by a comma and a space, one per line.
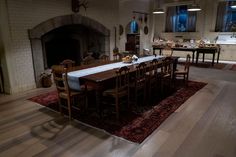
231, 1, 236, 9
153, 0, 164, 14
187, 0, 201, 12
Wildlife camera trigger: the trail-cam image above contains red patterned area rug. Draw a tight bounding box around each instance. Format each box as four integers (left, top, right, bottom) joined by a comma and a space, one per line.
230, 64, 236, 71
28, 81, 206, 143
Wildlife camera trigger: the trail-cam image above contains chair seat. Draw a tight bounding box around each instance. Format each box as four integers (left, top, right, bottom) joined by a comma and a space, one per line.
163, 73, 171, 78
59, 90, 84, 99
175, 70, 188, 75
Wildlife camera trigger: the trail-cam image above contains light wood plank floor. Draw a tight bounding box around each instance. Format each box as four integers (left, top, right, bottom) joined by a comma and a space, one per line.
0, 66, 236, 157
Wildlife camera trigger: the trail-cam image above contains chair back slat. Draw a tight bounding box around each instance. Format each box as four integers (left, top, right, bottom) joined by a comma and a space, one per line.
51, 65, 70, 95
116, 66, 130, 91
99, 54, 109, 62
135, 62, 147, 84
184, 54, 191, 71
162, 57, 173, 75
149, 59, 158, 74
82, 55, 95, 65
149, 59, 163, 76
60, 59, 75, 68
51, 65, 65, 92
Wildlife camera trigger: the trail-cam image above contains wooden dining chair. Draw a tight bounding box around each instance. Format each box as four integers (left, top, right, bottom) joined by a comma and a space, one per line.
162, 47, 173, 57
113, 53, 122, 62
146, 59, 163, 104
102, 66, 130, 119
174, 54, 191, 86
51, 65, 86, 120
161, 57, 173, 96
99, 54, 109, 62
130, 62, 147, 106
81, 55, 95, 65
60, 59, 76, 68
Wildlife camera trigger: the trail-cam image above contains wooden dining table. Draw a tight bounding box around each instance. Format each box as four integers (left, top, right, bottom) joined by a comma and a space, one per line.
153, 46, 220, 66
196, 47, 218, 66
75, 56, 179, 116
153, 46, 196, 63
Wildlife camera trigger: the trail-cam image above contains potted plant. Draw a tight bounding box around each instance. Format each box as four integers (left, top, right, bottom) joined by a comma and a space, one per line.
40, 70, 52, 88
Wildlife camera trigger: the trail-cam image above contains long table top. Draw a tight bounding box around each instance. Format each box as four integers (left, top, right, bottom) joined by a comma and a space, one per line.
68, 55, 164, 91
153, 46, 218, 51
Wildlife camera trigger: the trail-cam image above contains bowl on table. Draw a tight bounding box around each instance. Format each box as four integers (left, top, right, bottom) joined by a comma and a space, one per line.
122, 56, 133, 63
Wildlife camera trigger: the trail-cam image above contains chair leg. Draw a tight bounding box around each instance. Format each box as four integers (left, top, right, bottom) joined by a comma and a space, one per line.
85, 92, 88, 110
161, 79, 164, 98
67, 99, 72, 121
185, 74, 189, 86
148, 83, 152, 105
115, 97, 119, 120
58, 98, 63, 116
127, 90, 130, 109
135, 88, 137, 106
143, 85, 146, 106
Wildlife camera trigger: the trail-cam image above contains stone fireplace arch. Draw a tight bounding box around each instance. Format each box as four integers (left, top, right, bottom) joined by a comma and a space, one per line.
29, 14, 110, 87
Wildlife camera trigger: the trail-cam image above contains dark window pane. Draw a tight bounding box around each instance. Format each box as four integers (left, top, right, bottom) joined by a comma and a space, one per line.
215, 1, 236, 32
165, 5, 196, 32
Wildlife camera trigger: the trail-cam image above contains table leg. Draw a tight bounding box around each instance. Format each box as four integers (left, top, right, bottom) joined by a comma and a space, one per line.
202, 53, 205, 62
196, 52, 199, 65
212, 52, 215, 66
172, 58, 178, 81
217, 50, 220, 64
95, 89, 102, 117
192, 51, 195, 63
84, 81, 103, 118
160, 49, 162, 56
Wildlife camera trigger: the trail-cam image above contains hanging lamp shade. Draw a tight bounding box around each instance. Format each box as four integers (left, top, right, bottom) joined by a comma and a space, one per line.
231, 1, 236, 9
187, 3, 201, 11
153, 8, 165, 14
153, 0, 164, 14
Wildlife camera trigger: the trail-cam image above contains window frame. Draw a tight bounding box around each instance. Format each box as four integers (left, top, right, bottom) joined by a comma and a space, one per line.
215, 1, 236, 32
165, 4, 197, 33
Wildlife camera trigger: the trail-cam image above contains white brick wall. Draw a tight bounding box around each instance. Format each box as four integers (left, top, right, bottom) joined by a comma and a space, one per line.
3, 0, 73, 93
1, 0, 121, 93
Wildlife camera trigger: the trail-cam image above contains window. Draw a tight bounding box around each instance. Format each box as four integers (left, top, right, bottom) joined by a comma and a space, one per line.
215, 1, 236, 32
165, 5, 197, 32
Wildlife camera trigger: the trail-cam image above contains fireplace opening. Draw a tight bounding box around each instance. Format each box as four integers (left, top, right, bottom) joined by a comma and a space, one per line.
41, 24, 106, 68
44, 38, 80, 68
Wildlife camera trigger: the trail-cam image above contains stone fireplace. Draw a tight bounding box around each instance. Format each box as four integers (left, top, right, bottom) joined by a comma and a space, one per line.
29, 14, 110, 87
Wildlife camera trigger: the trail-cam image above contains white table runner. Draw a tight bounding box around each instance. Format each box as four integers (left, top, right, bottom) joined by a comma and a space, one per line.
67, 55, 163, 91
